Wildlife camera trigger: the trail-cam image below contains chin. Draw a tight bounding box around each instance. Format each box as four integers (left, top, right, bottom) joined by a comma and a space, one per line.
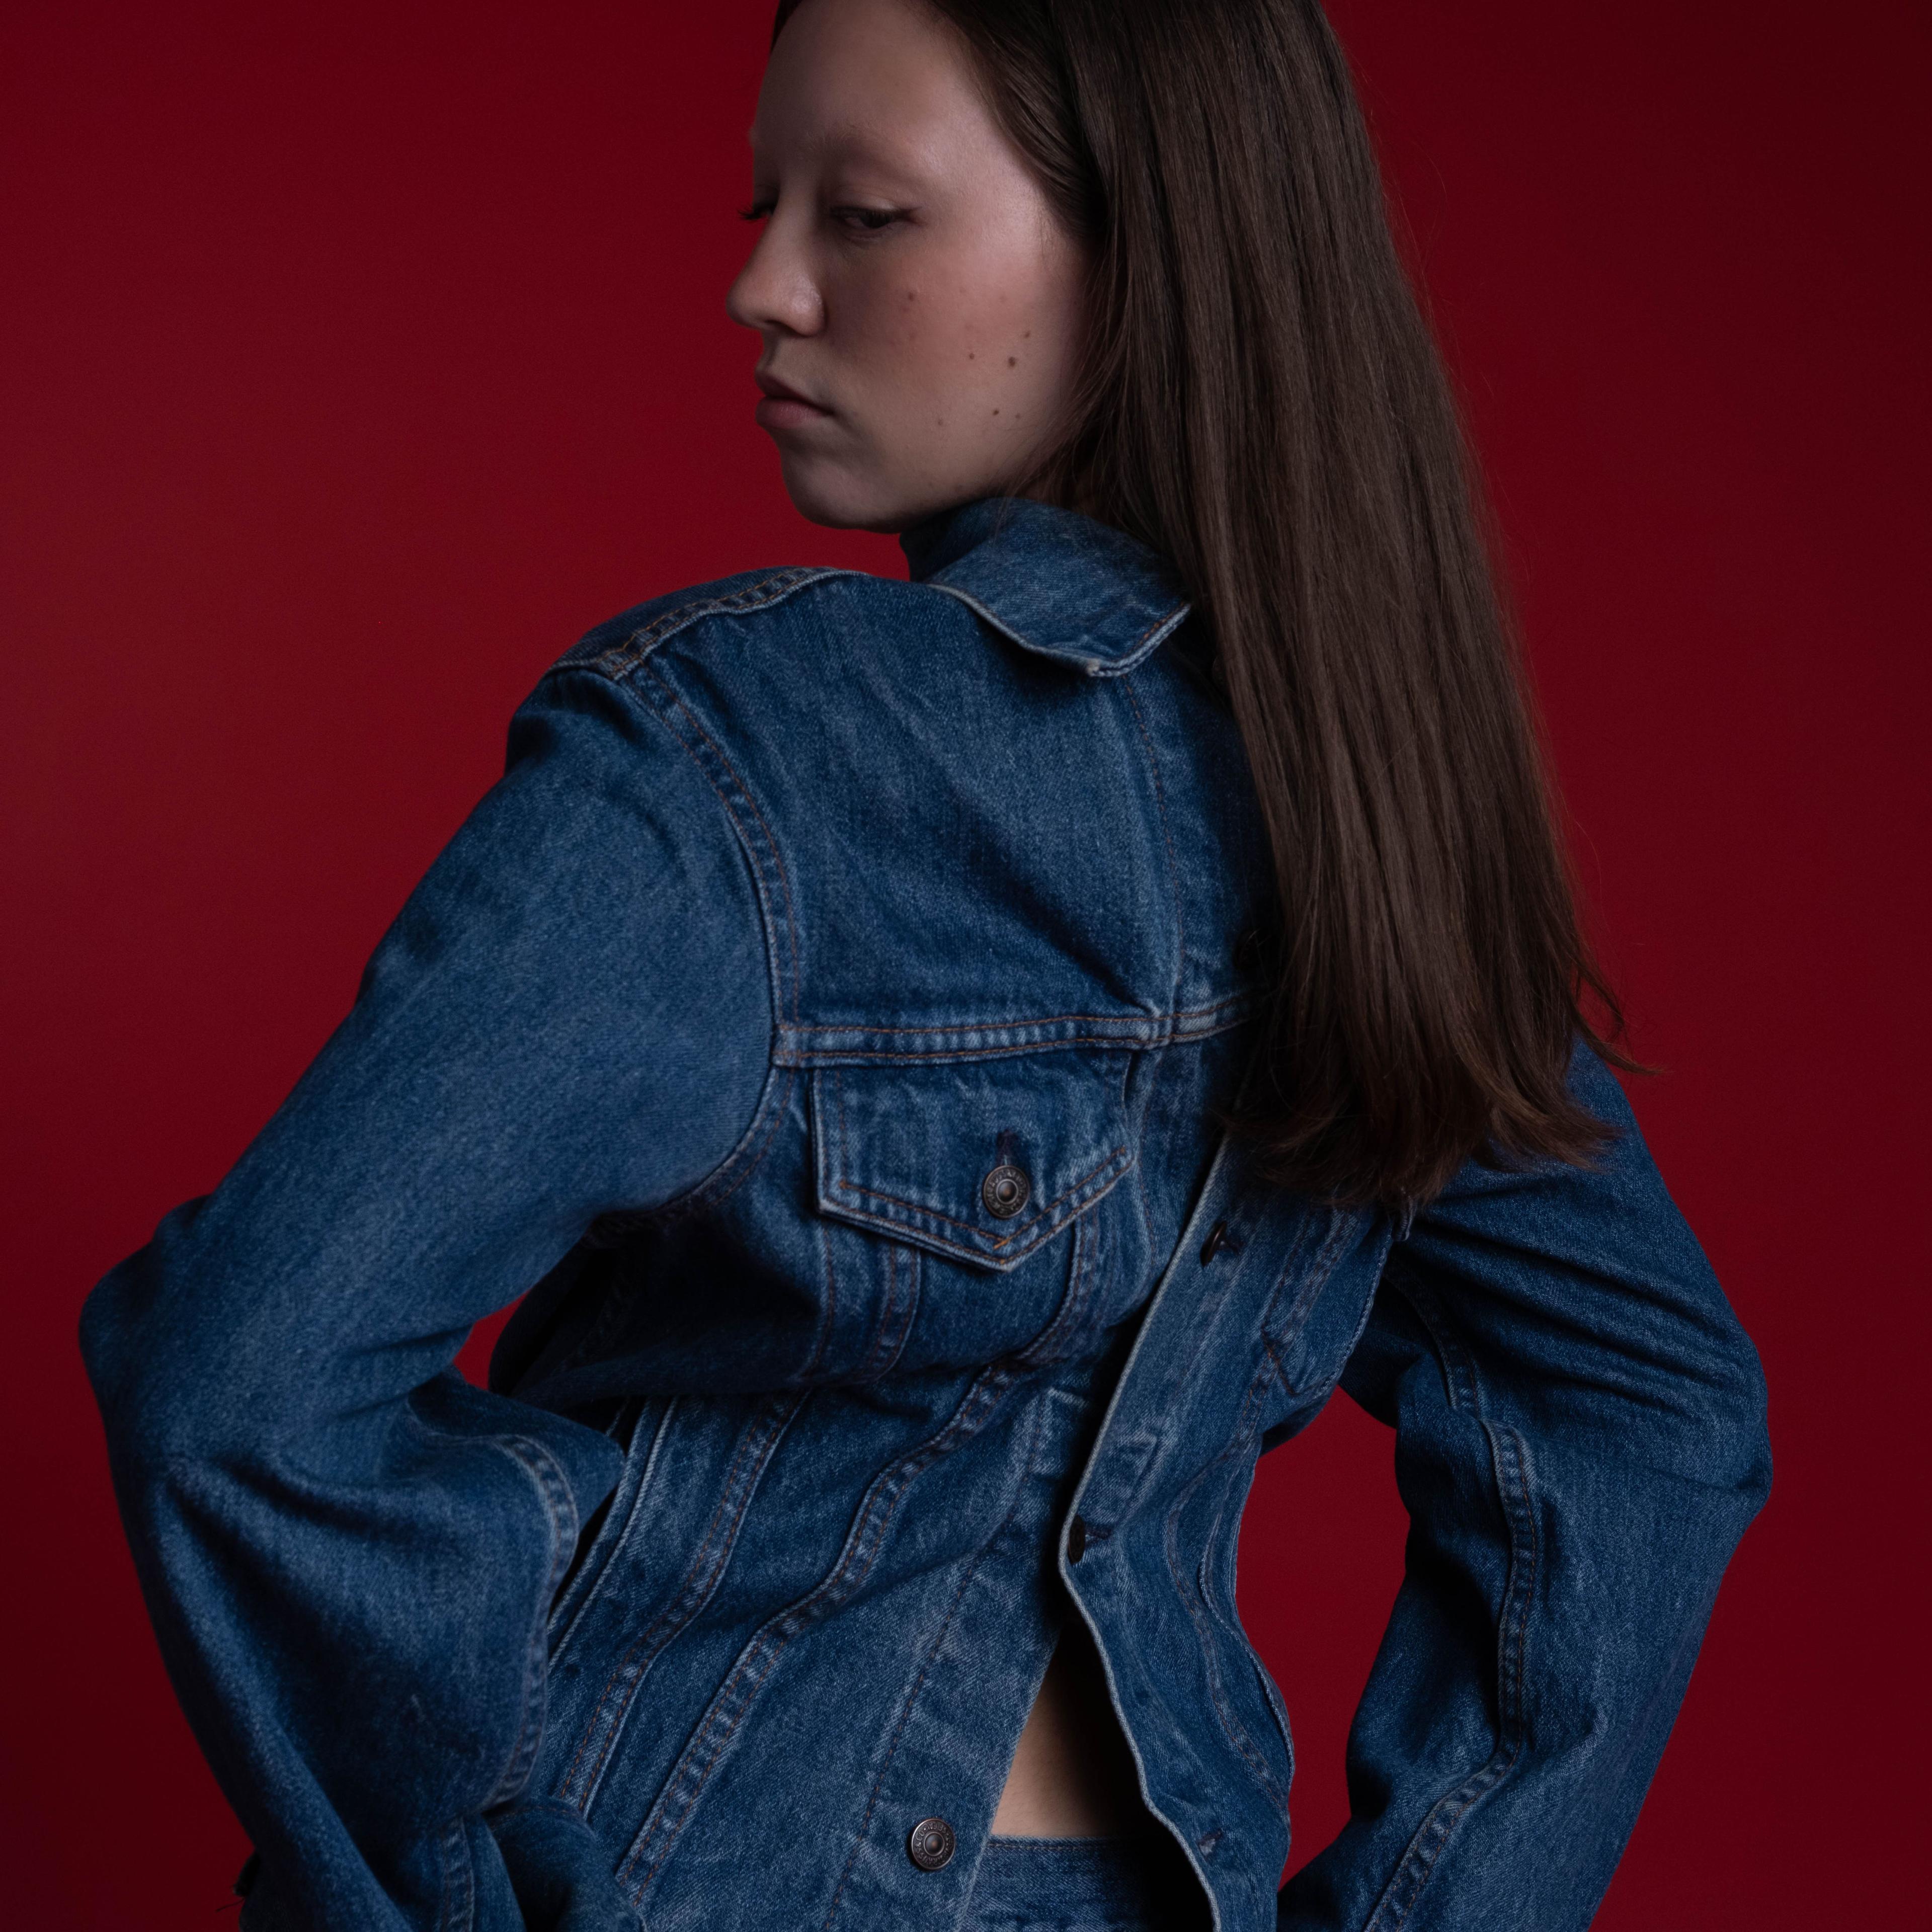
777, 455, 903, 533
777, 450, 1001, 537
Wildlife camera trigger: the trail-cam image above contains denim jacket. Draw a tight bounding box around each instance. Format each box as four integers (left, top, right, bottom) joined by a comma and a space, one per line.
80, 495, 1770, 1932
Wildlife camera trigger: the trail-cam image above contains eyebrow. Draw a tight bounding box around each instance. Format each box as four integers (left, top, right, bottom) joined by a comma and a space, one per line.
746, 121, 933, 185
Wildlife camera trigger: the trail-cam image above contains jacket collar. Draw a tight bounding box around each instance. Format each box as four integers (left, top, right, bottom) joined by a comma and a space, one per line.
898, 495, 1192, 678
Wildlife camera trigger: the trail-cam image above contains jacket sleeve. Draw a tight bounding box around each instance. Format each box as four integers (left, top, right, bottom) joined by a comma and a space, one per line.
78, 663, 774, 1932
1278, 1045, 1771, 1932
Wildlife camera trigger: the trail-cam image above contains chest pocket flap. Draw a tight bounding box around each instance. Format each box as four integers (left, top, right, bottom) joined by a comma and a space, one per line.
811, 1054, 1134, 1272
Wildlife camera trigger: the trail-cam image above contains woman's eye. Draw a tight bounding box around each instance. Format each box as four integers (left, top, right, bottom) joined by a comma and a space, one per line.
737, 199, 774, 223
830, 205, 904, 235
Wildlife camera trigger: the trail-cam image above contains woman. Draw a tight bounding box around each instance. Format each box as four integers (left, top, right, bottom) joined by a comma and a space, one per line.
80, 1, 1770, 1928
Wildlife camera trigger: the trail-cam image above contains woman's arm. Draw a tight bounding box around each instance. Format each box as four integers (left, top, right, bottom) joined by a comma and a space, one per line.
1278, 1046, 1770, 1932
79, 663, 772, 1931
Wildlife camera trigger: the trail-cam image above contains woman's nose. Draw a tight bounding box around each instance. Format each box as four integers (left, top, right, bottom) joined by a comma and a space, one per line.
726, 217, 825, 337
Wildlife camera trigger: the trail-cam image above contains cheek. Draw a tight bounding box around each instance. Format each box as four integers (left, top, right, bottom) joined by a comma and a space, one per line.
841, 252, 1077, 428
833, 270, 955, 389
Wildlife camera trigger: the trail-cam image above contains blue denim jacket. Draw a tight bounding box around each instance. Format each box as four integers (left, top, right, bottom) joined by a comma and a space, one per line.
80, 495, 1770, 1932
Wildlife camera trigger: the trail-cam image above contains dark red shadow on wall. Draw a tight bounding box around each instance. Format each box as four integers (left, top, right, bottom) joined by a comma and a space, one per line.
3, 2, 1924, 1924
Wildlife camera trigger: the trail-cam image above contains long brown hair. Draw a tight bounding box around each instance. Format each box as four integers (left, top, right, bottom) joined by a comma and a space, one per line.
771, 0, 1633, 1212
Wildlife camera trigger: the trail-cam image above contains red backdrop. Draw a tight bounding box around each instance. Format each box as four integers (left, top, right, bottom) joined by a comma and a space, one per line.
3, 2, 1924, 1923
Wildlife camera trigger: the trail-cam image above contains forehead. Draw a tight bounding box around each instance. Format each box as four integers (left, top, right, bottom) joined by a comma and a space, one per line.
748, 0, 991, 168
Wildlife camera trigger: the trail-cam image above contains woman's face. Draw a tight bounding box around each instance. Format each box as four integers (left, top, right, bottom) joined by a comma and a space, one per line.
726, 0, 1089, 533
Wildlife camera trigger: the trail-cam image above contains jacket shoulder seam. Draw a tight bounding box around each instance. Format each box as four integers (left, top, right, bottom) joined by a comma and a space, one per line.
558, 567, 871, 683
518, 660, 798, 1233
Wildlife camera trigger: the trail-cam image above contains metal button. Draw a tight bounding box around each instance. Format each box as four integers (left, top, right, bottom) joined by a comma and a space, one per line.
907, 1816, 956, 1871
981, 1163, 1031, 1219
1066, 1513, 1088, 1564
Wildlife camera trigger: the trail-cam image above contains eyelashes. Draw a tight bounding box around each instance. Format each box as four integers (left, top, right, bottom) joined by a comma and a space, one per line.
735, 200, 909, 234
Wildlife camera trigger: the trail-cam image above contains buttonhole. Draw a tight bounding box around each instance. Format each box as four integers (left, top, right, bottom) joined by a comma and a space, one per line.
1201, 1220, 1243, 1264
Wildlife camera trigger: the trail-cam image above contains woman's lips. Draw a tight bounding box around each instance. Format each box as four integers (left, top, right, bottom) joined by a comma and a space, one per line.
755, 381, 833, 431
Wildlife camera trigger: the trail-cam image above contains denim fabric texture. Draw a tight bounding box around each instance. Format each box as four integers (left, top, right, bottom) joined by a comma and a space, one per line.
967, 1835, 1204, 1930
80, 495, 1771, 1932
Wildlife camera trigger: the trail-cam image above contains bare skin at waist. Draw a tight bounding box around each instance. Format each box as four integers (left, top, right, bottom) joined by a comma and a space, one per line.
991, 1618, 1150, 1837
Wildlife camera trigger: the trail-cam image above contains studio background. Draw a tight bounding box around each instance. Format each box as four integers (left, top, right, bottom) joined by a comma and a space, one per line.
3, 2, 1923, 1924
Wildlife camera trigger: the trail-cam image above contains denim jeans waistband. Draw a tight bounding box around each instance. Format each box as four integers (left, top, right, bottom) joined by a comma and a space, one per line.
967, 1833, 1203, 1930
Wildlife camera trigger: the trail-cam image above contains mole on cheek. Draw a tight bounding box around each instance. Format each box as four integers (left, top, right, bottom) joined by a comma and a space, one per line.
1007, 357, 1017, 367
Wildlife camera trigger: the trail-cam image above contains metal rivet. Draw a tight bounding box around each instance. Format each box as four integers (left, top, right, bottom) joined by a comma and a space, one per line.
908, 1816, 956, 1871
981, 1163, 1031, 1219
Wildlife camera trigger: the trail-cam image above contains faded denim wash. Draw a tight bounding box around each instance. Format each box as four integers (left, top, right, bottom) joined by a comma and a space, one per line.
80, 494, 1770, 1932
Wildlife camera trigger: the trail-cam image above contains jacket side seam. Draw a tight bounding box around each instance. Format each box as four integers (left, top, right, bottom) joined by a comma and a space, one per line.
1173, 1350, 1306, 1810
1163, 1447, 1289, 1809
545, 1398, 679, 1671
484, 1432, 581, 1811
1359, 1266, 1541, 1932
1197, 1420, 1297, 1797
